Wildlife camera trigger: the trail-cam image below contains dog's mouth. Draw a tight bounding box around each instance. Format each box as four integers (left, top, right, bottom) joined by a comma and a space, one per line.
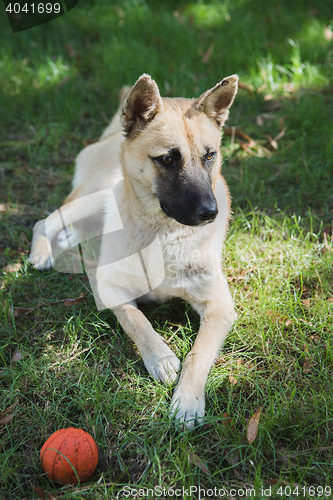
160, 203, 173, 218
198, 214, 217, 226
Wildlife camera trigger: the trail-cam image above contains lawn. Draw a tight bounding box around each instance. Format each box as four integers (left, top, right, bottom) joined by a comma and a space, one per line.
0, 0, 333, 498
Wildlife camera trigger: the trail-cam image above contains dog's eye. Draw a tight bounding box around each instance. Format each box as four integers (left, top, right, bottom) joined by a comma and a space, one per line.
206, 151, 215, 161
162, 156, 173, 165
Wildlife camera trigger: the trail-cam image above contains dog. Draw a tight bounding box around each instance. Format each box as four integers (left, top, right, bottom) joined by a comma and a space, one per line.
29, 74, 238, 429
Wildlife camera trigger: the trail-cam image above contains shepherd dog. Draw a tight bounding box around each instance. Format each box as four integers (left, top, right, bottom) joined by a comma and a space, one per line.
29, 74, 238, 429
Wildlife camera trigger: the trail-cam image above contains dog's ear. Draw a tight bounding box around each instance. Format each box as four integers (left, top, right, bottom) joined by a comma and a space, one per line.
121, 74, 163, 137
195, 75, 238, 129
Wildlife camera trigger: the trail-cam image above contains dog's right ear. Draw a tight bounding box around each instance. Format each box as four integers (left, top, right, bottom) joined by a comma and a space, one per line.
121, 74, 163, 138
194, 75, 239, 129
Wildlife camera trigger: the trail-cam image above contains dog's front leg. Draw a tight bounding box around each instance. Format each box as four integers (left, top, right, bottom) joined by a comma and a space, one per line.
170, 277, 235, 429
113, 303, 181, 385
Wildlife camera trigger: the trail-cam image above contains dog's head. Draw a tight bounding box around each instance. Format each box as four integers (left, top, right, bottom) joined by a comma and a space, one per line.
120, 74, 238, 227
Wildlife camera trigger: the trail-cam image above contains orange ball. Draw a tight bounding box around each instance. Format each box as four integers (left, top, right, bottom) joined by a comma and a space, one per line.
40, 427, 98, 485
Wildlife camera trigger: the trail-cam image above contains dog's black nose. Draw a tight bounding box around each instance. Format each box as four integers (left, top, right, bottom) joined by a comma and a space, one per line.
197, 201, 218, 223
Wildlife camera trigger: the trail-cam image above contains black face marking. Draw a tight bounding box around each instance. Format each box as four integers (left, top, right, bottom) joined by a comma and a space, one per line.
150, 148, 183, 170
156, 165, 218, 226
151, 145, 219, 226
158, 178, 218, 226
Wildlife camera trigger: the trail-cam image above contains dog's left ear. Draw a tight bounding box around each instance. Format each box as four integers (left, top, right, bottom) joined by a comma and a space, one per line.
121, 74, 163, 138
195, 75, 238, 129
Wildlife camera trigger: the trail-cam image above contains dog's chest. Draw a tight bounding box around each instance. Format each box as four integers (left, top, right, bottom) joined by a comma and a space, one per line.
152, 225, 218, 299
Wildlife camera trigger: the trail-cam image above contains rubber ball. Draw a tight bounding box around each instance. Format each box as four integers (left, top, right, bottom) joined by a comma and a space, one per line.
40, 427, 98, 484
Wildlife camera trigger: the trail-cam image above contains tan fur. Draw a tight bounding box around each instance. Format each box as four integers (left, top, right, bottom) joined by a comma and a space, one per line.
29, 74, 238, 429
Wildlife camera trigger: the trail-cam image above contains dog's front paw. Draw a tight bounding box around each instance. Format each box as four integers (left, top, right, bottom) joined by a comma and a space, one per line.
143, 343, 181, 385
169, 382, 205, 430
28, 234, 52, 270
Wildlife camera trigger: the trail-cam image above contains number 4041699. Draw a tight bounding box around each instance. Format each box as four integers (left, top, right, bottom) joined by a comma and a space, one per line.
277, 485, 331, 497
6, 3, 61, 14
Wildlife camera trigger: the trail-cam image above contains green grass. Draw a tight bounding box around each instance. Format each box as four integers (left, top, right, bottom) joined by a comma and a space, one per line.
1, 0, 333, 498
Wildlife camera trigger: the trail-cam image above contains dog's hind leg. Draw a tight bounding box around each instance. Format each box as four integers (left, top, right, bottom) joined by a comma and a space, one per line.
169, 274, 236, 429
28, 187, 106, 270
111, 303, 181, 385
28, 218, 53, 270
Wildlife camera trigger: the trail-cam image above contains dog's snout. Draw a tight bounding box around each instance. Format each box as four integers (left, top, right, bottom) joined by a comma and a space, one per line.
197, 200, 218, 223
159, 189, 219, 226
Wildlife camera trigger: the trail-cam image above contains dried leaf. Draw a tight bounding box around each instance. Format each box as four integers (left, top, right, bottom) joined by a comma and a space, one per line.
302, 356, 314, 373
64, 43, 76, 58
236, 131, 256, 148
278, 117, 286, 129
2, 302, 33, 319
0, 413, 15, 425
11, 348, 22, 364
31, 485, 56, 500
265, 128, 286, 150
299, 318, 313, 328
266, 478, 279, 486
301, 298, 311, 307
256, 115, 264, 127
2, 263, 21, 273
267, 310, 291, 326
259, 112, 277, 123
64, 293, 85, 306
267, 136, 278, 150
247, 407, 261, 444
111, 5, 125, 18
324, 26, 333, 41
224, 449, 245, 480
82, 138, 93, 148
202, 43, 214, 63
229, 375, 238, 386
221, 413, 235, 431
173, 10, 185, 24
283, 83, 294, 92
274, 127, 286, 142
277, 447, 298, 468
266, 478, 299, 487
0, 204, 7, 213
228, 266, 257, 282
188, 452, 210, 475
0, 407, 15, 425
238, 81, 253, 92
315, 446, 332, 452
58, 75, 70, 88
201, 423, 213, 432
224, 127, 256, 147
215, 355, 226, 366
13, 306, 34, 317
224, 449, 239, 467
